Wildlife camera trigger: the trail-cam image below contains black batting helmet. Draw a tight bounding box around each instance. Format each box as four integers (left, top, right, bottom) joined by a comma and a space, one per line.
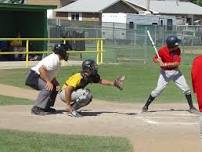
166, 35, 181, 48
82, 59, 97, 72
53, 43, 69, 61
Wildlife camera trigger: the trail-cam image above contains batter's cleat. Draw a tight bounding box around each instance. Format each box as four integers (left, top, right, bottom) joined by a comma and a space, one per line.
31, 106, 47, 116
188, 107, 199, 113
142, 106, 148, 112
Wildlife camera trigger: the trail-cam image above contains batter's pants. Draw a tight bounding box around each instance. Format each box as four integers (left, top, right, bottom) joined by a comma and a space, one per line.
151, 69, 191, 97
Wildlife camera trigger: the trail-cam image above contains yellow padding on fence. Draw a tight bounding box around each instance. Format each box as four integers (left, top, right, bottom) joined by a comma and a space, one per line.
0, 38, 104, 67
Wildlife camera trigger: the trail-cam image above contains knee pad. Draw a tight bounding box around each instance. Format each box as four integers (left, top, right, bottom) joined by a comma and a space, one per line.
72, 88, 93, 110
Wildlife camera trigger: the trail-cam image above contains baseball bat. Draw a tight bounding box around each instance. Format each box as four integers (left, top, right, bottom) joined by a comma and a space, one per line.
146, 30, 160, 58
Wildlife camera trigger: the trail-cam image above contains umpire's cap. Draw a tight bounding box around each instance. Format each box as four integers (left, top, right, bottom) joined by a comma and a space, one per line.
53, 43, 69, 61
166, 35, 181, 48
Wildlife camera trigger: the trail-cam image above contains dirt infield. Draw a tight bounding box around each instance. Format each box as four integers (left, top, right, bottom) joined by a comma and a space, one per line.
0, 84, 200, 152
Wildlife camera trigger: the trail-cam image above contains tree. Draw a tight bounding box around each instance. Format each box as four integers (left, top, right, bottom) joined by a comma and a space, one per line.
190, 0, 202, 6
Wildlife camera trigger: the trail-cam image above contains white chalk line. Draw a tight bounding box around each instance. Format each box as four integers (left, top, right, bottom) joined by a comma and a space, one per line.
136, 116, 198, 125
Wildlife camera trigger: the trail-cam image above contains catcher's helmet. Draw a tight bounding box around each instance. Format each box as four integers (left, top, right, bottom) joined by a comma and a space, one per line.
82, 59, 97, 73
166, 35, 181, 48
53, 43, 69, 61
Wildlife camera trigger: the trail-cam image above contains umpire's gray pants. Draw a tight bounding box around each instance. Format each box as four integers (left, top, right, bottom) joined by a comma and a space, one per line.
151, 69, 191, 97
59, 88, 93, 110
34, 78, 58, 109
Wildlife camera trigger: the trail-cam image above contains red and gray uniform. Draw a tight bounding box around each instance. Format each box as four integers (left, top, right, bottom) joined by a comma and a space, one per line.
151, 46, 191, 97
191, 55, 202, 112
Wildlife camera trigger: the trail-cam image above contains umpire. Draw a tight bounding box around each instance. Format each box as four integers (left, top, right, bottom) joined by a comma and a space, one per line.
25, 43, 69, 115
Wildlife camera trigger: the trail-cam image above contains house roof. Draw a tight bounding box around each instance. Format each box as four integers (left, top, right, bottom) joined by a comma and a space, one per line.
55, 0, 134, 13
55, 0, 118, 12
126, 0, 202, 15
55, 0, 202, 15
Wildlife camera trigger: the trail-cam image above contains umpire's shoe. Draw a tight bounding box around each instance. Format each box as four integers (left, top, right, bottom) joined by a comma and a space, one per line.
31, 106, 48, 116
142, 106, 148, 112
44, 107, 56, 113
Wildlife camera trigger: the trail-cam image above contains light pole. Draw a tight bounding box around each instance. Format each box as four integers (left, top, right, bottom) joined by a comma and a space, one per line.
146, 0, 150, 11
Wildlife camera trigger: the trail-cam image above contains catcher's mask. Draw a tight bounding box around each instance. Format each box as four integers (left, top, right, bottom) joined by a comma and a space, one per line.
82, 59, 98, 75
53, 43, 69, 61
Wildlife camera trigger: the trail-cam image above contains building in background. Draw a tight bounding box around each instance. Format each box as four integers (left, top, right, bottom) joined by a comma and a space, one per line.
26, 0, 76, 19
102, 13, 176, 39
26, 0, 71, 7
126, 0, 202, 25
54, 0, 202, 25
54, 0, 138, 22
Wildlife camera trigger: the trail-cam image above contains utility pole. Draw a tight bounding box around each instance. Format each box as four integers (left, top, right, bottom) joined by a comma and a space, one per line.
146, 0, 150, 11
176, 0, 179, 6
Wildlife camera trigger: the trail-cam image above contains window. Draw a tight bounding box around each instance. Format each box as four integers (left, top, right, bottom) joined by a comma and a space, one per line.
160, 20, 163, 26
129, 22, 134, 29
167, 19, 173, 30
71, 13, 79, 21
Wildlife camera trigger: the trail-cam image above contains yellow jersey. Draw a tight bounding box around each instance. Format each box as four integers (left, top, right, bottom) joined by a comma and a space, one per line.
62, 72, 101, 90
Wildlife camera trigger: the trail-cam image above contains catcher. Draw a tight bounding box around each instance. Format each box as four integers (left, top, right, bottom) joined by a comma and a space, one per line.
59, 59, 125, 117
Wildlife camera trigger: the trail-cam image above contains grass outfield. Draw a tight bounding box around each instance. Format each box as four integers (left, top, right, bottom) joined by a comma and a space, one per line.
0, 129, 133, 152
0, 95, 32, 105
0, 63, 196, 103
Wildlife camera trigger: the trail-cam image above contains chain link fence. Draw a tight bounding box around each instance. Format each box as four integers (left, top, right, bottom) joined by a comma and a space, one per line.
48, 19, 202, 64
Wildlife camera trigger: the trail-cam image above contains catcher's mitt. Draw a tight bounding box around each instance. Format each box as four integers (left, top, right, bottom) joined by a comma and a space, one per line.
114, 75, 125, 90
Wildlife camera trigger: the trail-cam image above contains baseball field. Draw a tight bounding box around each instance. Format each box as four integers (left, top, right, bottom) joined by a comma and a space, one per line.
0, 63, 200, 152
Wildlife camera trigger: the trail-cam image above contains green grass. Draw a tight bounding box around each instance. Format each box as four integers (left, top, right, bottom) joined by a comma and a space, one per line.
0, 63, 196, 103
0, 68, 29, 88
0, 129, 133, 152
0, 95, 32, 105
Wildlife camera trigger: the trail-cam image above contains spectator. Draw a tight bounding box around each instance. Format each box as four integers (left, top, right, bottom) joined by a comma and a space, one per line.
10, 32, 25, 60
0, 41, 10, 61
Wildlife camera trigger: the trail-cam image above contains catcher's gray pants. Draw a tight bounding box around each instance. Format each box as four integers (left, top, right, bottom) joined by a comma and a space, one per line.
34, 78, 58, 109
59, 88, 93, 110
151, 69, 191, 97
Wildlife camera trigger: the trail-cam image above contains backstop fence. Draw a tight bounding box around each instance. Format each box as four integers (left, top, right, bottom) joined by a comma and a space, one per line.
48, 19, 202, 65
0, 20, 201, 66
